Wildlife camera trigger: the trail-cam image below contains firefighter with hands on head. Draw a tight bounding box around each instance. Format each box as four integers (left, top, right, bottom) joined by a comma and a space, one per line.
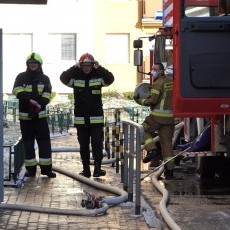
134, 62, 175, 179
60, 53, 114, 178
12, 53, 56, 178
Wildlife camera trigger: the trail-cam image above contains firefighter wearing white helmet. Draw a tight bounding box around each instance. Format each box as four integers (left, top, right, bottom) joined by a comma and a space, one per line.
60, 53, 115, 178
134, 62, 175, 179
12, 53, 56, 178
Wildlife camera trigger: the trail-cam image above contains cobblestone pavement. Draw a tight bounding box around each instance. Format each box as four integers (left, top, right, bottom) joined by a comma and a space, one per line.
2, 127, 230, 229
0, 128, 166, 230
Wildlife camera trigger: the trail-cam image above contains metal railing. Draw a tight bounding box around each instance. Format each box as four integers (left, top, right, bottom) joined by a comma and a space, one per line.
47, 108, 72, 134
3, 100, 150, 125
121, 119, 145, 215
104, 107, 150, 124
4, 138, 25, 183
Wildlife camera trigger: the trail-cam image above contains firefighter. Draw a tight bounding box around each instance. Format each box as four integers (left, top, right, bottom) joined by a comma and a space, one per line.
12, 53, 56, 178
134, 62, 175, 179
60, 53, 114, 178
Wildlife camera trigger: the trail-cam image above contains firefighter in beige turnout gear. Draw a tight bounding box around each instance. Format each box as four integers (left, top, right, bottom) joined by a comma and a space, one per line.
134, 62, 175, 179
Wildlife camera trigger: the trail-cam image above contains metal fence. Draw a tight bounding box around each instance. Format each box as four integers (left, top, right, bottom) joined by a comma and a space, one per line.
3, 100, 150, 186
47, 108, 72, 134
4, 138, 25, 183
121, 119, 145, 215
3, 100, 150, 126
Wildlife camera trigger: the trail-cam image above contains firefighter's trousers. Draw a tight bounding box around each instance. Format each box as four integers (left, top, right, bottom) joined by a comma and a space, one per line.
76, 126, 104, 167
143, 118, 175, 170
20, 118, 53, 174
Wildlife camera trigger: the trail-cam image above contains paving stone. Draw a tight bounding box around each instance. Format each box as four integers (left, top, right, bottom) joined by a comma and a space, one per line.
1, 128, 159, 229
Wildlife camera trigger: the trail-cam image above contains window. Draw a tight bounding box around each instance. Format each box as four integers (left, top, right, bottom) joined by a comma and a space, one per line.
48, 33, 76, 61
155, 10, 163, 20
105, 33, 129, 64
61, 34, 76, 60
184, 0, 230, 17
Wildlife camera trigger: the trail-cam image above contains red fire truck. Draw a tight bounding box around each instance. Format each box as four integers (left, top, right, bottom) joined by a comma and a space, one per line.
134, 0, 230, 179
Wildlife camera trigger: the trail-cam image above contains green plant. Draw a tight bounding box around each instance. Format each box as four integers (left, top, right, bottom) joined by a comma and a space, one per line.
51, 92, 56, 100
102, 90, 123, 99
123, 92, 134, 100
68, 93, 74, 103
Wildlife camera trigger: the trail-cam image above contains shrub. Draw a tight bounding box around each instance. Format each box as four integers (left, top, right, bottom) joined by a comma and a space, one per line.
123, 92, 134, 100
102, 90, 124, 99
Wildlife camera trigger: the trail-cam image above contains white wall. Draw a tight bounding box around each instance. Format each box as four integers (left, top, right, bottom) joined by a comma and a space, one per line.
0, 0, 95, 94
0, 0, 155, 94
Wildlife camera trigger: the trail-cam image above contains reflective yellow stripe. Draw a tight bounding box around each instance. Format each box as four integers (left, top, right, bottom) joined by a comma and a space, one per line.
151, 111, 173, 117
42, 92, 51, 100
74, 80, 85, 87
74, 116, 104, 124
160, 82, 173, 110
67, 78, 74, 87
145, 137, 153, 146
89, 79, 102, 87
19, 111, 48, 120
25, 158, 37, 167
75, 117, 85, 124
90, 116, 104, 124
163, 82, 173, 91
150, 89, 160, 95
39, 158, 52, 166
38, 84, 44, 94
92, 90, 101, 94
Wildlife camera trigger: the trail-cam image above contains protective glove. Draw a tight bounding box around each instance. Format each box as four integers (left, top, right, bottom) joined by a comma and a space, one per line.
30, 99, 38, 106
133, 93, 140, 102
29, 99, 41, 113
75, 62, 81, 68
93, 61, 100, 69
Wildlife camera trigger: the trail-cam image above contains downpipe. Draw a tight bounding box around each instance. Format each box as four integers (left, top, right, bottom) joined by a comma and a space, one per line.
0, 166, 128, 216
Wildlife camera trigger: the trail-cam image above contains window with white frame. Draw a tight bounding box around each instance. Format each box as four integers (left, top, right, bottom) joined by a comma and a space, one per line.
105, 33, 129, 64
47, 33, 76, 61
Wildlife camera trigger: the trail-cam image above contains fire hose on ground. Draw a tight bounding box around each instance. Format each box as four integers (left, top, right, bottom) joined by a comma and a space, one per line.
145, 122, 211, 230
0, 166, 128, 216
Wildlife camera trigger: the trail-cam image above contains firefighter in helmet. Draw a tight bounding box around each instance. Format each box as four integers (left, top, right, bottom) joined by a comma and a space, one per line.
60, 53, 114, 178
134, 62, 175, 179
12, 53, 56, 178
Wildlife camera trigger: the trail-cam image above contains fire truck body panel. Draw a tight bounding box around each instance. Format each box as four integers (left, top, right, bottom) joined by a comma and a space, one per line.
134, 0, 230, 179
173, 0, 230, 116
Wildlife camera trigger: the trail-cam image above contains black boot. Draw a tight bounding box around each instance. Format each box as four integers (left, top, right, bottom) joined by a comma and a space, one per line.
143, 149, 161, 163
93, 162, 106, 177
42, 171, 56, 178
25, 166, 36, 177
164, 169, 174, 180
79, 164, 91, 178
164, 164, 174, 180
149, 154, 163, 168
25, 170, 36, 177
41, 165, 56, 178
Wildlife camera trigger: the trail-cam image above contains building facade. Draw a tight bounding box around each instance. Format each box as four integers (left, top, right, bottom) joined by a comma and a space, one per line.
0, 0, 162, 96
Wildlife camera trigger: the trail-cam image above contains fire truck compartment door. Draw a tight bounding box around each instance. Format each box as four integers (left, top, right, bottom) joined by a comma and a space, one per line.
190, 53, 230, 89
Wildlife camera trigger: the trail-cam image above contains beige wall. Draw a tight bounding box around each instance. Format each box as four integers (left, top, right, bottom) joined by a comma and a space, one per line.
93, 0, 161, 93
91, 0, 162, 92
92, 0, 139, 93
143, 0, 162, 18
